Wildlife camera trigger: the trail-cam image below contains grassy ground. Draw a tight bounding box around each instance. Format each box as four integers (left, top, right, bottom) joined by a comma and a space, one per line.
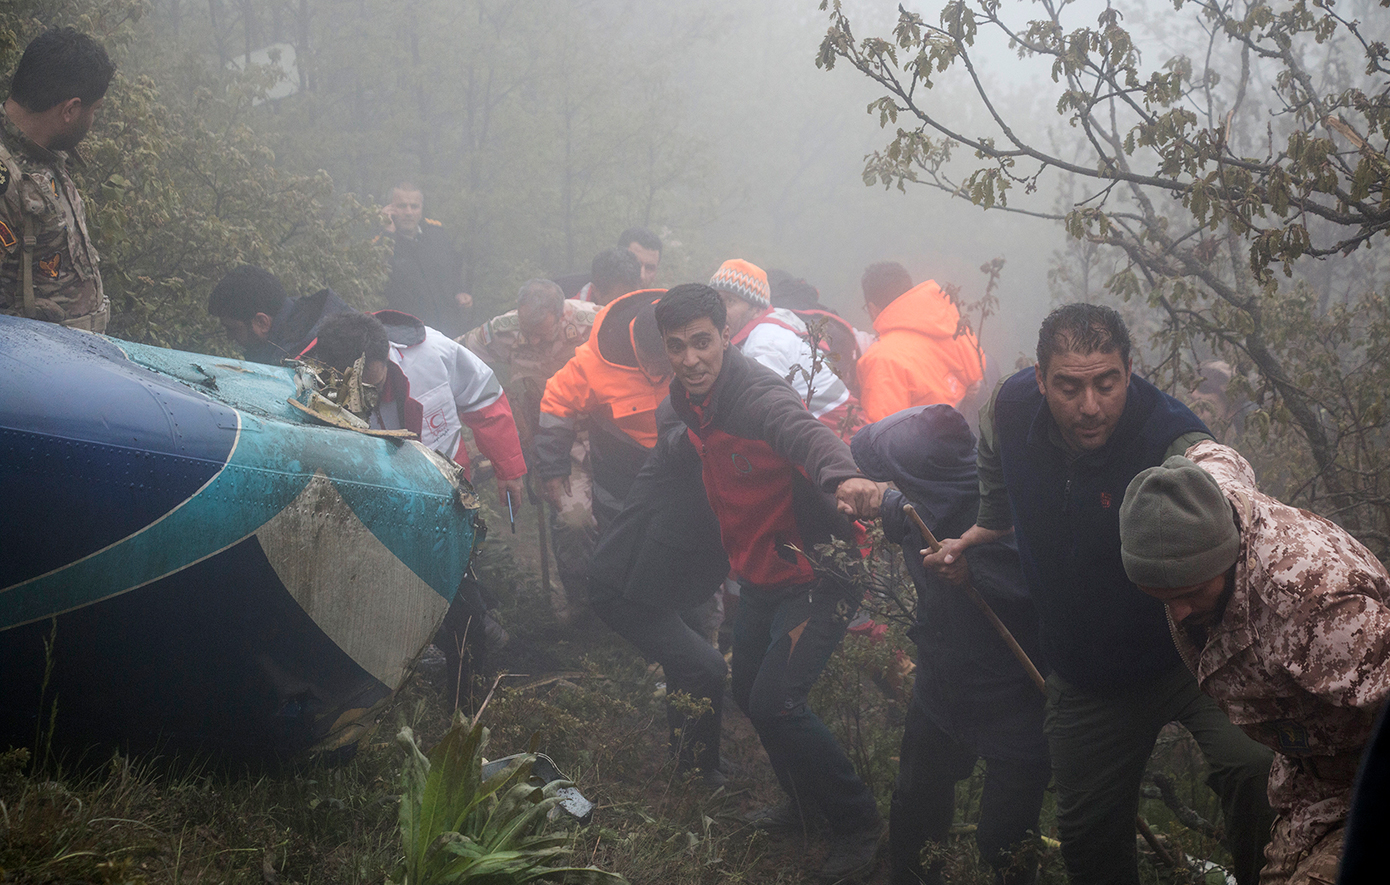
0, 488, 1233, 884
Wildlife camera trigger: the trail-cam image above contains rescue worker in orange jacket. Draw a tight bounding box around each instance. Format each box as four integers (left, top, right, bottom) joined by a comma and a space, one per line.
856, 261, 985, 422
534, 288, 671, 535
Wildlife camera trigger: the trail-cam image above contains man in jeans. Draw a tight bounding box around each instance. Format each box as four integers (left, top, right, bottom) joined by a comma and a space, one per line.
926, 303, 1274, 885
656, 282, 884, 881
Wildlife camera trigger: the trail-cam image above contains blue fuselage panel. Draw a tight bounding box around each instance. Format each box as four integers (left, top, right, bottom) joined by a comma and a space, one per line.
0, 318, 235, 586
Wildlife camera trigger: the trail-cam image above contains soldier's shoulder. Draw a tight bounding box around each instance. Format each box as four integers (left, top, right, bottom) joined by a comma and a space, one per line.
1247, 498, 1389, 620
562, 298, 600, 323
423, 217, 445, 228
488, 310, 522, 333
0, 137, 22, 202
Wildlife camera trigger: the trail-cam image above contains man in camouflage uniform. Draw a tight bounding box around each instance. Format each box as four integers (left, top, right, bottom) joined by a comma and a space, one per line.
0, 29, 114, 332
461, 278, 600, 623
1121, 441, 1390, 884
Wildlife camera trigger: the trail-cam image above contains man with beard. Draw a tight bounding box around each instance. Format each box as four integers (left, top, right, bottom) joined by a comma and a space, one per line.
926, 304, 1275, 885
0, 28, 114, 331
1122, 444, 1390, 884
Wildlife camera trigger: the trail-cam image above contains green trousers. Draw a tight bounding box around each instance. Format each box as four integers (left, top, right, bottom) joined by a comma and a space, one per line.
1045, 666, 1275, 885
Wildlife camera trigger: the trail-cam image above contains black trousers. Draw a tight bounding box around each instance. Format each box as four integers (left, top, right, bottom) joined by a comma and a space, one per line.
592, 592, 728, 772
890, 689, 1051, 885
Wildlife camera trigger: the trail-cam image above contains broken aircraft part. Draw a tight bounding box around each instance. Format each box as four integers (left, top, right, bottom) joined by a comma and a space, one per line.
0, 316, 481, 757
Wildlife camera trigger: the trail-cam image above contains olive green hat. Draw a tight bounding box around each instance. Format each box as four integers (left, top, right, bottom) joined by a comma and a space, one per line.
1120, 455, 1240, 588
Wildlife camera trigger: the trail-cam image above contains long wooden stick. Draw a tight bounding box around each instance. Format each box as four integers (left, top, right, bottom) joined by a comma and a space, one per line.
904, 504, 1045, 693
535, 499, 552, 594
902, 504, 1181, 870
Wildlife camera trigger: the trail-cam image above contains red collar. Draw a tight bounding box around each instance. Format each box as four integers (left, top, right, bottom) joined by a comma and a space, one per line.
731, 307, 775, 347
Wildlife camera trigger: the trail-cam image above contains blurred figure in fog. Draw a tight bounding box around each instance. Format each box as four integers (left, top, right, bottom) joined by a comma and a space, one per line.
554, 227, 662, 298
462, 279, 602, 624
381, 181, 472, 337
573, 246, 642, 306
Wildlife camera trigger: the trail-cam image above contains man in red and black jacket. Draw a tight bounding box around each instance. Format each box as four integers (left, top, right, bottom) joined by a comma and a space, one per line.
655, 283, 884, 882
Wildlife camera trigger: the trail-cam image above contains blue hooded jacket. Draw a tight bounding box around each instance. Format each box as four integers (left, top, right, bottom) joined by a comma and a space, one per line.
852, 405, 1047, 760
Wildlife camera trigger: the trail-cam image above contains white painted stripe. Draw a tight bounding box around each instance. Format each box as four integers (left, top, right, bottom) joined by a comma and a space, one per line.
0, 410, 243, 595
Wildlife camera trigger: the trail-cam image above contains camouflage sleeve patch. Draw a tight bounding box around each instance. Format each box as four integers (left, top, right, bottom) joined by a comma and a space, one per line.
0, 164, 9, 195
490, 312, 521, 333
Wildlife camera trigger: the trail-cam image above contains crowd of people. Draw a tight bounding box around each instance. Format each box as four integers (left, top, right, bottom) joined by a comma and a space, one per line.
5, 28, 1390, 885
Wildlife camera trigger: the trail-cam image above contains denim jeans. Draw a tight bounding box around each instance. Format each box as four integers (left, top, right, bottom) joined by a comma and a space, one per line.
731, 578, 879, 834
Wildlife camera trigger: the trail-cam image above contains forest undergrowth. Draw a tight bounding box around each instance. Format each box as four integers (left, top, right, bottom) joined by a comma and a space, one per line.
0, 486, 1238, 885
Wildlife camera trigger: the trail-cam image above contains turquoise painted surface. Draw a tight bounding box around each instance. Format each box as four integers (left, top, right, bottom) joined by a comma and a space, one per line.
0, 342, 475, 631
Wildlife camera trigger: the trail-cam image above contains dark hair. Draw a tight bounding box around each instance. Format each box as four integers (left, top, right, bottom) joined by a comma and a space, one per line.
772, 277, 821, 311
591, 247, 642, 293
516, 278, 563, 318
311, 312, 391, 369
766, 268, 793, 290
9, 28, 115, 113
655, 283, 726, 334
1036, 303, 1132, 374
208, 265, 289, 321
861, 261, 914, 308
617, 226, 662, 254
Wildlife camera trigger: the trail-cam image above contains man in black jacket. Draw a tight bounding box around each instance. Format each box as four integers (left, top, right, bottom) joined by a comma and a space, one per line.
207, 265, 355, 364
852, 405, 1049, 885
656, 283, 883, 882
381, 182, 471, 337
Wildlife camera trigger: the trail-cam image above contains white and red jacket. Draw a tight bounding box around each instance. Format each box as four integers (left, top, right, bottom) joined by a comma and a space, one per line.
733, 307, 860, 438
372, 310, 526, 481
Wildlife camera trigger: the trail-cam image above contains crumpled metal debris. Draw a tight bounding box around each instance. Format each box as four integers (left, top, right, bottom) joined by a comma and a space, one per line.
287, 357, 414, 439
480, 753, 595, 824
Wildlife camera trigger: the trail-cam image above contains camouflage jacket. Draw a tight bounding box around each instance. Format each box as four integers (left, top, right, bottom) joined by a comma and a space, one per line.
459, 298, 599, 385
1176, 441, 1390, 855
0, 107, 103, 324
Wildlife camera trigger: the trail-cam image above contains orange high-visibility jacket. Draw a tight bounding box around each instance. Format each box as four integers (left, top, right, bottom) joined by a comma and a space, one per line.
857, 281, 985, 422
535, 289, 669, 523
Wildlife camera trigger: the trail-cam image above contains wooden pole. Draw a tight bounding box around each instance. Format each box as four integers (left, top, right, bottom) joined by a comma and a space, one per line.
904, 504, 1044, 692
902, 504, 1181, 871
535, 499, 552, 594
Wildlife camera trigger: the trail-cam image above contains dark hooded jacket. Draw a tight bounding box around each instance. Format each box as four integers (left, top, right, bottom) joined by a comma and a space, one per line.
852, 405, 1046, 759
588, 400, 728, 611
244, 288, 356, 364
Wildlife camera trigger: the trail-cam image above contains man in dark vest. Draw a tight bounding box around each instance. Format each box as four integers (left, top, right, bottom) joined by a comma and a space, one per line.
926, 303, 1274, 885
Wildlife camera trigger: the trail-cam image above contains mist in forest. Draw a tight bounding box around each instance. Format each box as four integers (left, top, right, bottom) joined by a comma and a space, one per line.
128, 0, 1070, 364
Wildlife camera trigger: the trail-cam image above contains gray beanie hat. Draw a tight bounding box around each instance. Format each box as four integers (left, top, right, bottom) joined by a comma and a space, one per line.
1120, 455, 1240, 588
